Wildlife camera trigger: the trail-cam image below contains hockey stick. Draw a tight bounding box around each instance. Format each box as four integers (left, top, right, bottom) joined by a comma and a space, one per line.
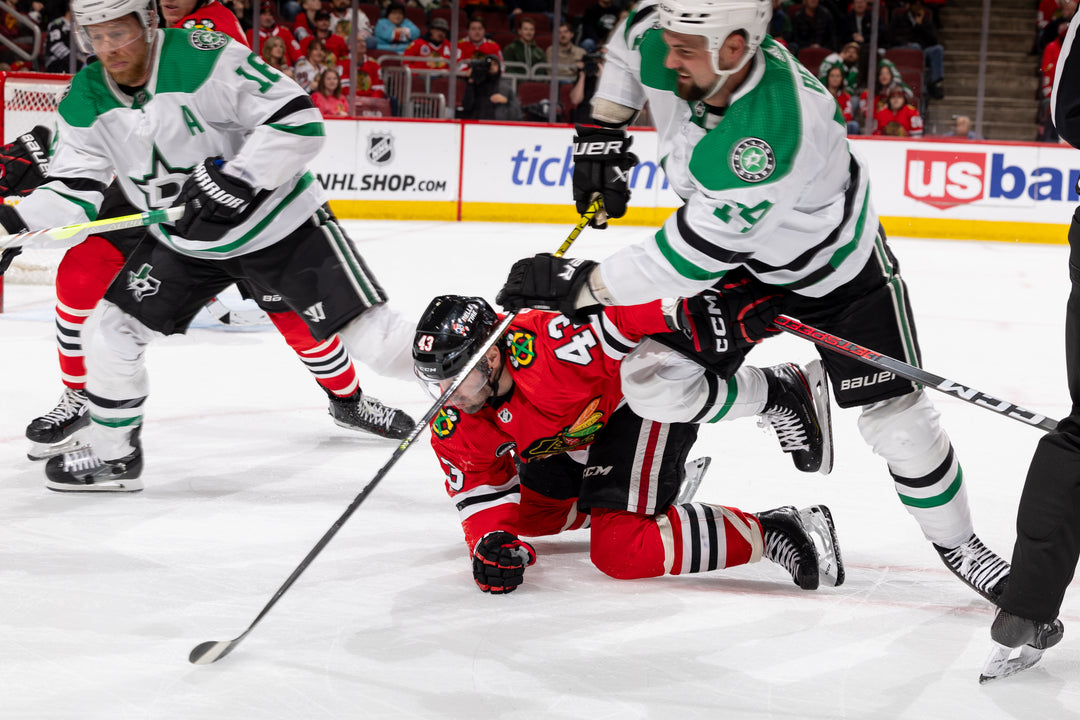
188, 198, 605, 665
773, 315, 1058, 432
0, 206, 184, 251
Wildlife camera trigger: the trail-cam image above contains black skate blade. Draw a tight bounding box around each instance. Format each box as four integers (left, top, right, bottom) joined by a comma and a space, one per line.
190, 639, 239, 665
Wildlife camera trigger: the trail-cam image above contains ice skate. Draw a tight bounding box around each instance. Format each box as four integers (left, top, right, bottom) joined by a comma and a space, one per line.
26, 387, 90, 461
329, 389, 415, 440
757, 504, 844, 590
45, 434, 143, 493
933, 533, 1010, 603
980, 609, 1064, 683
759, 360, 833, 475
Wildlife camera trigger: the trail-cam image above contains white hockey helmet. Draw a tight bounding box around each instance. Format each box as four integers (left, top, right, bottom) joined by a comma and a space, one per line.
72, 0, 157, 53
657, 0, 771, 83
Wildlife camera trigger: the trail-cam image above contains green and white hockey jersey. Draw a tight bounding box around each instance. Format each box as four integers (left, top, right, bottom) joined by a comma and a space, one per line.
593, 2, 878, 303
17, 28, 326, 259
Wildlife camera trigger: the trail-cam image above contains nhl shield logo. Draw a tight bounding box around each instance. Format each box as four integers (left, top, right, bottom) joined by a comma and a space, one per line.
367, 133, 394, 166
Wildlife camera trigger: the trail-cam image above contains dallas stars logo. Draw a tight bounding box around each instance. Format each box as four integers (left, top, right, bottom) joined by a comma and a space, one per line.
131, 145, 194, 208
730, 137, 776, 183
127, 263, 161, 301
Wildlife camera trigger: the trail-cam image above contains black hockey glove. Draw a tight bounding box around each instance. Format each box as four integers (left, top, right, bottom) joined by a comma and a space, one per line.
0, 125, 50, 197
572, 124, 638, 228
496, 253, 600, 323
667, 275, 788, 353
174, 157, 257, 242
472, 530, 536, 594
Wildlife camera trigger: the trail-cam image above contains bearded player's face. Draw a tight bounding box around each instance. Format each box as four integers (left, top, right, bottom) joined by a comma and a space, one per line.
87, 15, 154, 87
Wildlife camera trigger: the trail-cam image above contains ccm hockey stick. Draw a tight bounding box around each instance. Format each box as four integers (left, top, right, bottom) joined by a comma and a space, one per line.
0, 206, 185, 251
774, 315, 1058, 432
188, 198, 605, 665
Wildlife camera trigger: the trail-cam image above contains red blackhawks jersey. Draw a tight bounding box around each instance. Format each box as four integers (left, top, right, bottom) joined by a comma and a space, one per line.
174, 0, 246, 45
427, 303, 670, 552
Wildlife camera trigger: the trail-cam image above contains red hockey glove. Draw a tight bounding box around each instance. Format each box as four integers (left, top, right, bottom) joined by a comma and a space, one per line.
472, 530, 536, 594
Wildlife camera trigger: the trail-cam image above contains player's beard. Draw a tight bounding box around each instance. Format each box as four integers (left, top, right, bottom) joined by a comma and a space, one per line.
103, 38, 154, 87
674, 74, 710, 102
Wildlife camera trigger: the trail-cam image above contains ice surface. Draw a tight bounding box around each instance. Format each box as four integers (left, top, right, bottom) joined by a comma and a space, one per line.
1, 222, 1077, 719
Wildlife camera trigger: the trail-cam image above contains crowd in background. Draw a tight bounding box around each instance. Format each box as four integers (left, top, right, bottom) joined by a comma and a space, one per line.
0, 0, 1070, 139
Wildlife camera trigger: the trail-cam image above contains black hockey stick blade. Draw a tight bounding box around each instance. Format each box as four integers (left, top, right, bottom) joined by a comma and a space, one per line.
187, 199, 602, 665
773, 315, 1058, 433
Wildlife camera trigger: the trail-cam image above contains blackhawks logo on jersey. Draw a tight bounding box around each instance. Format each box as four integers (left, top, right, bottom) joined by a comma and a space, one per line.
730, 137, 776, 183
505, 330, 536, 369
522, 397, 606, 460
432, 407, 460, 439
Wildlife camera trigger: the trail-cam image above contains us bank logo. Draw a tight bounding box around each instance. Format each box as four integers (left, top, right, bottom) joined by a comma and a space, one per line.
904, 149, 1080, 210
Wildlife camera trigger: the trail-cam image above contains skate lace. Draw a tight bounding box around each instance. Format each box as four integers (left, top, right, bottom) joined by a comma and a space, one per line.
357, 397, 396, 431
764, 531, 801, 580
759, 407, 810, 453
942, 537, 1010, 592
41, 389, 87, 425
62, 446, 102, 473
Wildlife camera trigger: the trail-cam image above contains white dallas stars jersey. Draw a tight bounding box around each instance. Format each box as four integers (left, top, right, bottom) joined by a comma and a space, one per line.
17, 28, 326, 259
593, 1, 878, 301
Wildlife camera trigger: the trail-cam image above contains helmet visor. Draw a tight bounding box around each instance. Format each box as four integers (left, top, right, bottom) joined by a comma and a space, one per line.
78, 17, 144, 53
414, 360, 494, 414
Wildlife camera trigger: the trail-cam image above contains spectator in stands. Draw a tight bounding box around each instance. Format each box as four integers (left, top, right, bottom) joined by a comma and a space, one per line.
818, 41, 860, 94
887, 0, 945, 99
291, 0, 320, 41
943, 115, 982, 140
458, 16, 503, 69
769, 0, 791, 46
404, 16, 452, 67
44, 1, 86, 73
294, 36, 326, 90
261, 35, 295, 77
461, 53, 523, 121
856, 60, 909, 122
354, 36, 387, 97
845, 0, 884, 47
874, 83, 923, 137
825, 65, 860, 134
248, 1, 302, 64
579, 0, 621, 53
789, 0, 838, 56
1038, 0, 1075, 56
312, 68, 349, 116
547, 20, 585, 80
330, 2, 372, 43
227, 0, 251, 32
569, 46, 605, 123
375, 1, 420, 52
299, 9, 349, 59
502, 16, 545, 75
1042, 12, 1073, 99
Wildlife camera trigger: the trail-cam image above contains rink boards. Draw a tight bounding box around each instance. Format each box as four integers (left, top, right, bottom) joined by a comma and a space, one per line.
315, 118, 1080, 244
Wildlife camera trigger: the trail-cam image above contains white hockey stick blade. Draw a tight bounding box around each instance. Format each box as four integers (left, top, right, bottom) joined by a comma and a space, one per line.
800, 505, 845, 587
0, 206, 184, 251
676, 457, 710, 504
979, 642, 1046, 684
803, 359, 834, 476
204, 297, 270, 327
